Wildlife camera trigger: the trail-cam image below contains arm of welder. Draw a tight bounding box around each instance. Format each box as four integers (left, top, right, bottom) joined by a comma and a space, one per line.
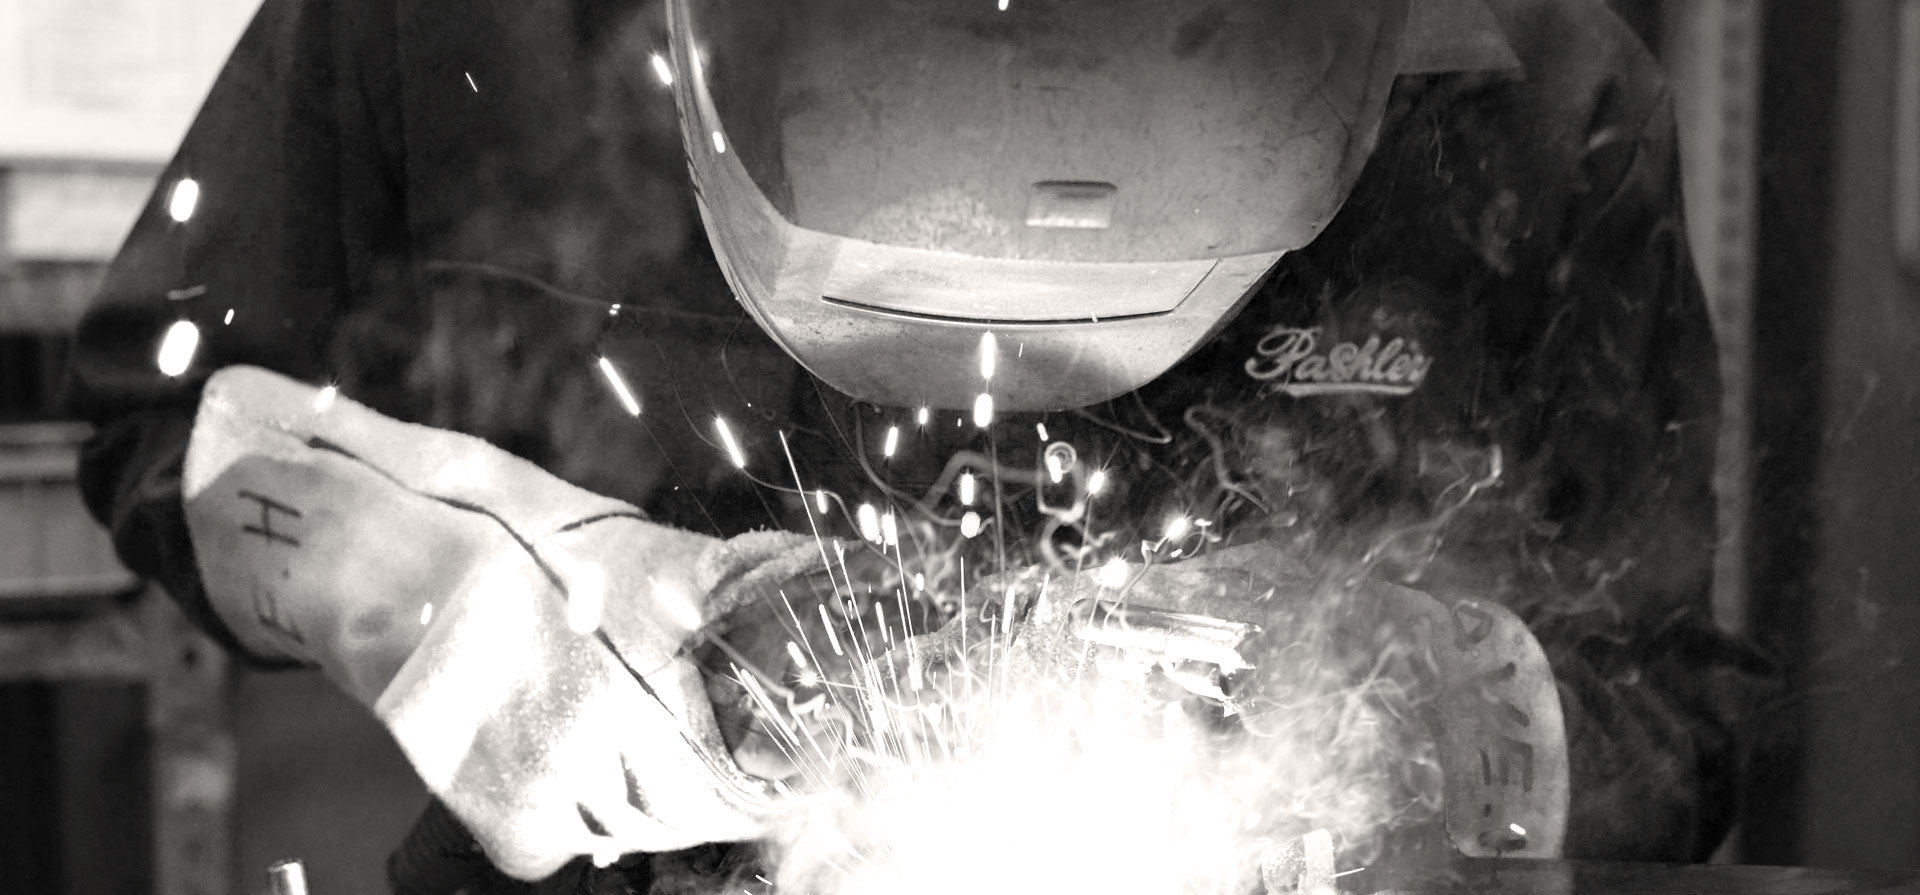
62, 0, 392, 661
1492, 19, 1776, 861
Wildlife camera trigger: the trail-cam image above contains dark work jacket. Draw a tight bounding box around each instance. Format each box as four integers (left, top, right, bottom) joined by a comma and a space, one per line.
65, 0, 1771, 866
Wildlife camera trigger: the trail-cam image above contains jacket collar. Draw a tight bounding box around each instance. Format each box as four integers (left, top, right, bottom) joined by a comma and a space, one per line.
1399, 0, 1521, 74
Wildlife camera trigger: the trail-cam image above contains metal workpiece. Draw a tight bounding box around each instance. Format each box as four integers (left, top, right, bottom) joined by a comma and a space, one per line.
1068, 596, 1261, 674
1263, 829, 1340, 895
267, 859, 309, 895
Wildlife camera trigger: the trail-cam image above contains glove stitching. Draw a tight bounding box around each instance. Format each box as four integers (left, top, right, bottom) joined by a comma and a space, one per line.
554, 510, 653, 533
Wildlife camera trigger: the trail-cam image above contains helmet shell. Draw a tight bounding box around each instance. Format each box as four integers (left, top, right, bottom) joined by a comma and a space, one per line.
669, 0, 1412, 410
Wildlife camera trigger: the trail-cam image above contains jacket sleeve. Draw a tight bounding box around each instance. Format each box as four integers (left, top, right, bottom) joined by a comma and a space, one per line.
1485, 3, 1775, 860
62, 0, 398, 662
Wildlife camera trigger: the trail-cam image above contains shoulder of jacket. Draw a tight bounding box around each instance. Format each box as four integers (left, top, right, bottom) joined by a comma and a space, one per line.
1480, 0, 1668, 105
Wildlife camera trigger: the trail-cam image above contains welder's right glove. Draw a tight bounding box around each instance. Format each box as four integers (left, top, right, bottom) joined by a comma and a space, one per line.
179, 366, 818, 880
1157, 545, 1569, 858
925, 544, 1570, 860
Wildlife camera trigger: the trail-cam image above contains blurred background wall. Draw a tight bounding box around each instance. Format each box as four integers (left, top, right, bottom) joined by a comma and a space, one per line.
1737, 0, 1920, 868
0, 3, 423, 894
1, 0, 1917, 892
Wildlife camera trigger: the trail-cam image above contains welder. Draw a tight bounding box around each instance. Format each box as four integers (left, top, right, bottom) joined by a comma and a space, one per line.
65, 0, 1771, 889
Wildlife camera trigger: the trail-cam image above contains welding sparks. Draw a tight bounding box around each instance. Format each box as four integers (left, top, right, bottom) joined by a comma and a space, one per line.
722, 364, 1475, 895
857, 503, 883, 544
167, 178, 199, 222
156, 320, 199, 377
736, 541, 1432, 895
463, 71, 478, 92
649, 52, 674, 86
735, 447, 1453, 895
973, 393, 995, 428
712, 130, 727, 154
715, 416, 748, 468
786, 641, 817, 687
312, 385, 338, 413
816, 604, 846, 656
596, 356, 641, 416
763, 582, 1297, 895
222, 308, 234, 325
1043, 442, 1074, 484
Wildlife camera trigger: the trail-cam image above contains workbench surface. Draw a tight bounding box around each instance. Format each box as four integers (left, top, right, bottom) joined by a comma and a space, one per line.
1445, 860, 1920, 895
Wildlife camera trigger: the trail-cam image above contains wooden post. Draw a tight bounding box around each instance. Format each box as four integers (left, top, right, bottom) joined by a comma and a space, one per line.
1661, 0, 1763, 637
1897, 0, 1920, 271
146, 591, 235, 895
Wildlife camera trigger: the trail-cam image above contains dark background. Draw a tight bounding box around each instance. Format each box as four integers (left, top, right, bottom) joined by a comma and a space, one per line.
4, 1, 1919, 891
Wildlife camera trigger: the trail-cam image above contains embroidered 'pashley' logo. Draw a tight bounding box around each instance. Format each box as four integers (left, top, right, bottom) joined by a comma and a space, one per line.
1244, 325, 1434, 397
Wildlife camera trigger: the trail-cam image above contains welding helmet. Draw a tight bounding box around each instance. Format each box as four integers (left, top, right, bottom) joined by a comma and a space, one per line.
665, 0, 1513, 411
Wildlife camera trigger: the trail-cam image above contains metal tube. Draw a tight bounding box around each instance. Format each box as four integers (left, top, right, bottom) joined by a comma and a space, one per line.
1069, 597, 1258, 672
267, 859, 309, 895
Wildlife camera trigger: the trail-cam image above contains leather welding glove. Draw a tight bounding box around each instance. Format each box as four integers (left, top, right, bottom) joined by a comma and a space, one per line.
180, 365, 814, 880
948, 544, 1570, 860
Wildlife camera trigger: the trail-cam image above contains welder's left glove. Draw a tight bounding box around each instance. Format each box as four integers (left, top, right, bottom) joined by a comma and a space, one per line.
180, 366, 821, 880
